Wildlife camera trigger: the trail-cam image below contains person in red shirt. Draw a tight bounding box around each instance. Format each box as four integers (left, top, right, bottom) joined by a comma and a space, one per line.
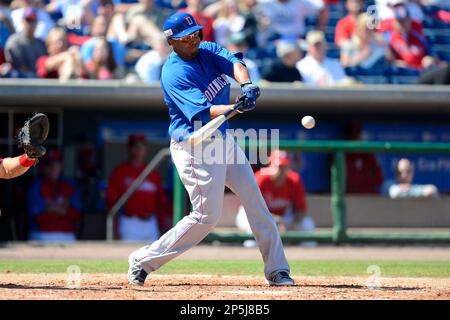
335, 0, 365, 48
178, 0, 215, 42
106, 134, 170, 241
27, 149, 82, 242
343, 122, 384, 194
378, 0, 438, 70
236, 149, 315, 236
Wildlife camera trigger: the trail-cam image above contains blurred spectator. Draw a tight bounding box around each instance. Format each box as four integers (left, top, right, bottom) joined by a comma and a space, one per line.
84, 36, 117, 79
209, 0, 245, 47
46, 0, 99, 33
417, 62, 450, 84
385, 1, 438, 70
97, 0, 128, 44
156, 0, 186, 9
134, 35, 170, 83
261, 40, 303, 83
340, 13, 388, 69
27, 149, 82, 243
256, 0, 328, 45
238, 0, 258, 47
36, 27, 85, 79
226, 31, 260, 82
235, 149, 316, 244
389, 158, 439, 198
81, 15, 127, 70
335, 0, 365, 49
126, 0, 165, 46
0, 0, 14, 75
179, 0, 215, 42
375, 0, 424, 22
11, 0, 55, 41
106, 134, 170, 241
112, 0, 139, 13
125, 0, 170, 30
343, 122, 384, 194
296, 30, 352, 86
4, 7, 46, 77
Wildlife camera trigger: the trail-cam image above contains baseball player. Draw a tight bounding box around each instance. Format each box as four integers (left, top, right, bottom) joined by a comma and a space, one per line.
0, 113, 49, 179
127, 12, 294, 286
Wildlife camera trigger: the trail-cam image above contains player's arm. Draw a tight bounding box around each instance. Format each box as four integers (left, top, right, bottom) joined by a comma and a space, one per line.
208, 63, 251, 119
208, 63, 259, 120
233, 62, 251, 85
0, 154, 35, 179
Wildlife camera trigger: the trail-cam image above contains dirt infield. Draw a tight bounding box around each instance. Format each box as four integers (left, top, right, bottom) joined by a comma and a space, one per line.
0, 273, 449, 300
1, 243, 449, 300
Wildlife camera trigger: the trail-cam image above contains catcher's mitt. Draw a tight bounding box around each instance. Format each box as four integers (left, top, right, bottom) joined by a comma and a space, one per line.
18, 113, 50, 159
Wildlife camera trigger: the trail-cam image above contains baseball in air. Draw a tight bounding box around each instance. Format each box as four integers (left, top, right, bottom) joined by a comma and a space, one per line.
301, 116, 315, 129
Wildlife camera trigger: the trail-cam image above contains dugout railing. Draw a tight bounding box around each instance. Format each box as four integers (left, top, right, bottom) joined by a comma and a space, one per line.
172, 140, 450, 244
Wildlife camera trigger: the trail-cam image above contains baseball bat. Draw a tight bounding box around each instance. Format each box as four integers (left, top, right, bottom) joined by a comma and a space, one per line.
188, 100, 244, 145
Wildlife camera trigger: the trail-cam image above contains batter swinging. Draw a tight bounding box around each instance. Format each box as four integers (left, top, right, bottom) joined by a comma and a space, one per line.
127, 12, 294, 286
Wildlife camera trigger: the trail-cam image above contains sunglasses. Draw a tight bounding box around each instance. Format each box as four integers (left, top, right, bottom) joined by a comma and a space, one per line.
172, 31, 200, 43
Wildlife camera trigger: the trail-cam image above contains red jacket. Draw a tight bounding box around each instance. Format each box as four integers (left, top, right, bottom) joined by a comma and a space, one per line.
335, 15, 357, 46
106, 162, 168, 223
346, 153, 383, 194
255, 169, 307, 216
28, 178, 82, 233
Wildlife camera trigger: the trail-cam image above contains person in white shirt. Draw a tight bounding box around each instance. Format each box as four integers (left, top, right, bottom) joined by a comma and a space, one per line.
389, 158, 439, 199
256, 0, 328, 44
296, 30, 352, 86
135, 36, 170, 83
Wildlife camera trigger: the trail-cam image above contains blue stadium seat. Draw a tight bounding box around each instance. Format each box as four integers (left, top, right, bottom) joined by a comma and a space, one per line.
247, 46, 277, 60
436, 50, 450, 61
388, 66, 420, 76
305, 17, 318, 27
390, 76, 419, 84
355, 75, 390, 84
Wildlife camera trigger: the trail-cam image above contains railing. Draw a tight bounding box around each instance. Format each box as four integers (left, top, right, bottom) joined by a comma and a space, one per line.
172, 140, 450, 244
106, 148, 171, 241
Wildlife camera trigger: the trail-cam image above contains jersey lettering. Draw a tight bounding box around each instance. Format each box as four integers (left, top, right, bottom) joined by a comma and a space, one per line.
204, 74, 230, 102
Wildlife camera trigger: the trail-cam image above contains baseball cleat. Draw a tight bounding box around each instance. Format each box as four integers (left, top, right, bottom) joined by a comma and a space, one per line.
266, 271, 295, 286
128, 254, 148, 286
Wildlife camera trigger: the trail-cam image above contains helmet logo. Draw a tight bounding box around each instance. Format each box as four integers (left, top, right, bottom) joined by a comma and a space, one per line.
185, 16, 194, 25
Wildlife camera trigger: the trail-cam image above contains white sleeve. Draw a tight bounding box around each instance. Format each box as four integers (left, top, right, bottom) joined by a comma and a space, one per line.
135, 52, 161, 84
328, 59, 347, 82
296, 59, 314, 85
389, 185, 400, 199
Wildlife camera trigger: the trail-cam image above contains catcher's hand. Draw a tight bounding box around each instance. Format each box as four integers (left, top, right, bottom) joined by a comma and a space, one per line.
18, 113, 50, 159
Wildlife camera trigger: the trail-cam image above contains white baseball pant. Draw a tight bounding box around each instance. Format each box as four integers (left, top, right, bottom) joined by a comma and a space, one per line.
131, 133, 290, 279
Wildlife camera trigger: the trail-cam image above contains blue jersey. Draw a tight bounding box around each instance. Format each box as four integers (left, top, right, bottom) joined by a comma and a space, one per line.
161, 41, 244, 141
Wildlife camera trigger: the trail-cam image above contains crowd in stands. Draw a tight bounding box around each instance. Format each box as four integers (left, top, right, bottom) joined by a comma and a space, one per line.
0, 0, 449, 84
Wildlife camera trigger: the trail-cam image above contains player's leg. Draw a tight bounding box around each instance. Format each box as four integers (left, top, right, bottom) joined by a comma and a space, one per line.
128, 139, 227, 283
224, 135, 291, 283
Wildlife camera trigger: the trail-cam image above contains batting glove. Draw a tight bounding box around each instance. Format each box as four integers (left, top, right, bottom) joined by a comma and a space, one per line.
238, 81, 260, 112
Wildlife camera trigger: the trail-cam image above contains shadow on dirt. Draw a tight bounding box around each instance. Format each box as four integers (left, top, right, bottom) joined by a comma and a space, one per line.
0, 284, 123, 291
